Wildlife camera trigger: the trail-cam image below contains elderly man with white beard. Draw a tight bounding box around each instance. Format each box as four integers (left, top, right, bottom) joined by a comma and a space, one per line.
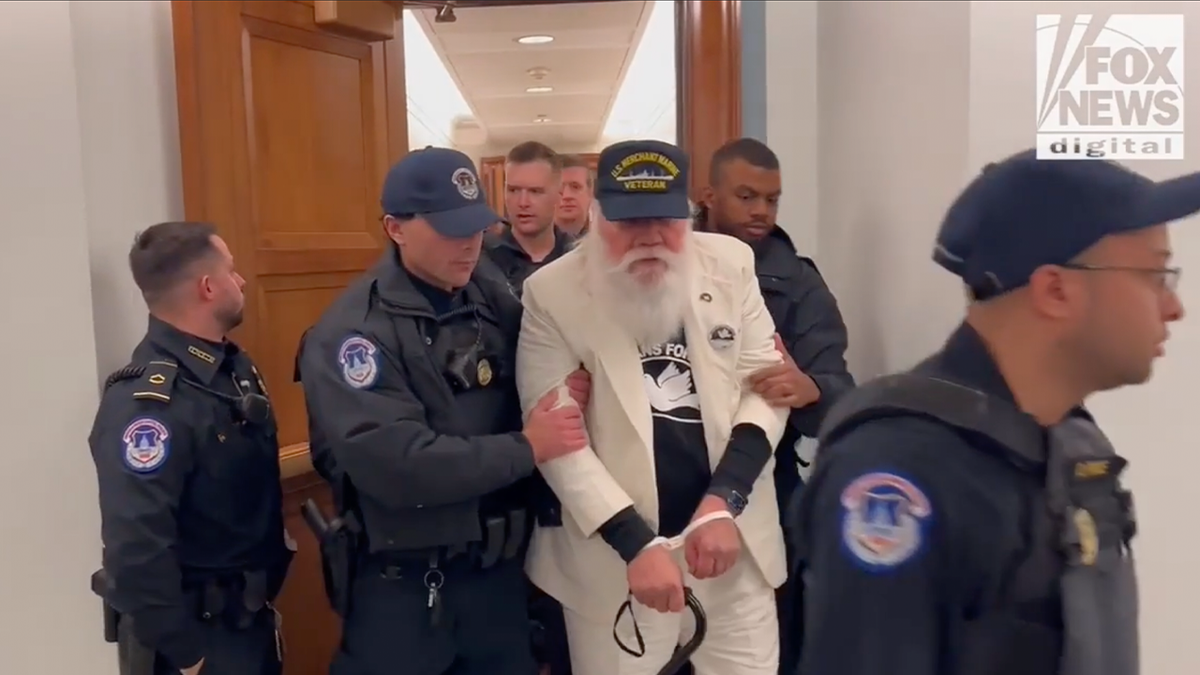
516, 140, 789, 675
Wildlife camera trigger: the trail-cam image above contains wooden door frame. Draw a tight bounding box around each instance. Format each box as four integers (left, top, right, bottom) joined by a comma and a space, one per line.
171, 0, 742, 482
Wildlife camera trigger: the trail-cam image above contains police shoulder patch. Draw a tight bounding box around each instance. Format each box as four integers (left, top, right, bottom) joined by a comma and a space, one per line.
337, 334, 380, 389
121, 416, 171, 474
839, 471, 933, 571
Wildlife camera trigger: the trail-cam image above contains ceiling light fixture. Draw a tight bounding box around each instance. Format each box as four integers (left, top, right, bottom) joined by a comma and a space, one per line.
516, 34, 555, 45
526, 86, 554, 94
533, 115, 551, 123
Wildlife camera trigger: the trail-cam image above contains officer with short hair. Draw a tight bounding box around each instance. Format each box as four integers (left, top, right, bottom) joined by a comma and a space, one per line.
90, 221, 293, 675
297, 147, 590, 675
793, 151, 1194, 675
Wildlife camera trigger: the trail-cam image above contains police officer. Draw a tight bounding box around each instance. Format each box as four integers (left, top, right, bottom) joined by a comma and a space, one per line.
297, 147, 589, 675
700, 137, 854, 675
89, 221, 293, 675
484, 141, 574, 296
792, 151, 1195, 675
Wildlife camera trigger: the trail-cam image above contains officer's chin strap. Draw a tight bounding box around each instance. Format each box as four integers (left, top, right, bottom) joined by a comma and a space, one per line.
612, 511, 729, 665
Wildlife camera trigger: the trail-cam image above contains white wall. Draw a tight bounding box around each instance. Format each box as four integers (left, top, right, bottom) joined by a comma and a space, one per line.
0, 1, 180, 672
71, 0, 185, 378
765, 1, 820, 259
766, 2, 1200, 672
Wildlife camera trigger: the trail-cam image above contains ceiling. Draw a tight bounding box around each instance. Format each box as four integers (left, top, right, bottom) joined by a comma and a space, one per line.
410, 1, 655, 153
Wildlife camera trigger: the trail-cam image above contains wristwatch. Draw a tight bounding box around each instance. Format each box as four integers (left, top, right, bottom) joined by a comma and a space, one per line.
707, 486, 748, 517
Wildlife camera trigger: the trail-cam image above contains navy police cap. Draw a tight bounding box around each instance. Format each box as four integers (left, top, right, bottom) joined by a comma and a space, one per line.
380, 147, 498, 238
594, 139, 691, 221
935, 149, 1200, 299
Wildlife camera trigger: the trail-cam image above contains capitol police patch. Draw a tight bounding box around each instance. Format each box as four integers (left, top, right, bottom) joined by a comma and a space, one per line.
338, 335, 379, 389
122, 417, 170, 473
840, 471, 932, 571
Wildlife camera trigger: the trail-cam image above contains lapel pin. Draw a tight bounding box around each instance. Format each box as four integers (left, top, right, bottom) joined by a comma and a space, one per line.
709, 325, 736, 350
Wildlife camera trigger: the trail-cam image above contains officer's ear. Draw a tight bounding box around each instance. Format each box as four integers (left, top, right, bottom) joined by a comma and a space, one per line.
1028, 264, 1081, 320
382, 214, 410, 248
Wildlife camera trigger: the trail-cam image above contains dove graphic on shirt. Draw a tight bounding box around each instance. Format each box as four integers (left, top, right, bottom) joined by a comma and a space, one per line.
643, 361, 701, 422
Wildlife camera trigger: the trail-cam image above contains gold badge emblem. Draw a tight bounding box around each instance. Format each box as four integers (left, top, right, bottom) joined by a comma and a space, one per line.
477, 359, 493, 387
1074, 508, 1098, 566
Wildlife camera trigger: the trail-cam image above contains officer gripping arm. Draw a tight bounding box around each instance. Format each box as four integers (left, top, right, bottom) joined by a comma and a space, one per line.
797, 420, 985, 675
776, 259, 855, 436
90, 395, 203, 672
300, 327, 546, 509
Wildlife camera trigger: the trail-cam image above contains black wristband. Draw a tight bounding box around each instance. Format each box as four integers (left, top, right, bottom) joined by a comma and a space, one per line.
709, 423, 772, 497
597, 506, 657, 563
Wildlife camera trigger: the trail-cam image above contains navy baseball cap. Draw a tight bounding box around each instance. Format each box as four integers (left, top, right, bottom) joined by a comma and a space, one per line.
594, 140, 691, 221
935, 149, 1200, 299
380, 147, 499, 238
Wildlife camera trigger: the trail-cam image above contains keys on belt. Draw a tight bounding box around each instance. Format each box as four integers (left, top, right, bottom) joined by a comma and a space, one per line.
425, 561, 445, 628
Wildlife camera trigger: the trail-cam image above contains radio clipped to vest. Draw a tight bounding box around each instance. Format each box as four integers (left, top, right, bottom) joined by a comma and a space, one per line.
815, 374, 1139, 675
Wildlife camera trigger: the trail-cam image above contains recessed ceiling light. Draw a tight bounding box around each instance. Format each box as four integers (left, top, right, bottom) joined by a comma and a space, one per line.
526, 86, 554, 94
516, 35, 555, 45
533, 116, 551, 123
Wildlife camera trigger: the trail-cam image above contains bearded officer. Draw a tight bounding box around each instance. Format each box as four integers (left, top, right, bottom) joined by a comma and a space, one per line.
297, 147, 590, 675
90, 221, 293, 675
793, 151, 1193, 675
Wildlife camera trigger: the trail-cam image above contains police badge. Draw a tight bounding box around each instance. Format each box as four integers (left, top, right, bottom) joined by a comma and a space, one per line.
1073, 507, 1098, 566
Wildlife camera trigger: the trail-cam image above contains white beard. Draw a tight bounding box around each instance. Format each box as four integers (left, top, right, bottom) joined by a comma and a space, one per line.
582, 230, 695, 348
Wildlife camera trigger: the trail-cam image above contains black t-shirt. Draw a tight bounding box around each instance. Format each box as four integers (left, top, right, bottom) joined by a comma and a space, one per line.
640, 331, 711, 537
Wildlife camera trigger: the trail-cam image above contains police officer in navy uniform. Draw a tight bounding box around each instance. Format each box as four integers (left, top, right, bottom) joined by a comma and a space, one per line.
296, 147, 589, 675
89, 221, 293, 675
483, 141, 575, 298
793, 151, 1195, 675
699, 137, 854, 675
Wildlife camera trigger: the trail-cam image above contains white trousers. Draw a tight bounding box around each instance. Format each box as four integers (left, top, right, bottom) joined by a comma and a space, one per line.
563, 552, 779, 675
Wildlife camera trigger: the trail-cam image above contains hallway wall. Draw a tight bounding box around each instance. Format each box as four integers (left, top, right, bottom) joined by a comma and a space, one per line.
0, 1, 180, 672
765, 3, 1200, 673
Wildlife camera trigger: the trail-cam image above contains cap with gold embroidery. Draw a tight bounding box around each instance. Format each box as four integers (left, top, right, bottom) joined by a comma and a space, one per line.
594, 139, 691, 221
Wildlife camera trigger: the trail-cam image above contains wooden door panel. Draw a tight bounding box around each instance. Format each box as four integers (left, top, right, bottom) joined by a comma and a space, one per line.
244, 19, 380, 242
277, 475, 341, 675
257, 272, 362, 446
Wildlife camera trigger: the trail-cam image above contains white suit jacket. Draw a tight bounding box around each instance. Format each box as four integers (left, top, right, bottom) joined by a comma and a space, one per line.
516, 232, 789, 622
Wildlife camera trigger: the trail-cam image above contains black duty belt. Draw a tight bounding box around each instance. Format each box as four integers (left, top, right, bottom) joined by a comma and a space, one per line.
370, 508, 530, 578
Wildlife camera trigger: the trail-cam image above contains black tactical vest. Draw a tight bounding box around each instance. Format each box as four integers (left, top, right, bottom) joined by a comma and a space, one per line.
814, 373, 1139, 675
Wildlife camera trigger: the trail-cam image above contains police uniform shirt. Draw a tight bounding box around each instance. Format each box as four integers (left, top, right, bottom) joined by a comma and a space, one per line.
483, 224, 573, 294
796, 323, 1054, 675
298, 248, 535, 543
639, 331, 710, 537
89, 316, 286, 669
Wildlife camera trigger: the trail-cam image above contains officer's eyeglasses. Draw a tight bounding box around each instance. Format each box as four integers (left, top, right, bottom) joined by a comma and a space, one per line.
1059, 263, 1182, 294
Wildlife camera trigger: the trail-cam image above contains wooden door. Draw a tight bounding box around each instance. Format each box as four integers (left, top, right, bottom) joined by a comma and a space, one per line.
171, 1, 407, 673
479, 156, 507, 216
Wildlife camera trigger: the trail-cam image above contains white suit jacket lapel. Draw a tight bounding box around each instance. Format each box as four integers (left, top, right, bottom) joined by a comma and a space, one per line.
683, 247, 738, 468
584, 295, 656, 463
